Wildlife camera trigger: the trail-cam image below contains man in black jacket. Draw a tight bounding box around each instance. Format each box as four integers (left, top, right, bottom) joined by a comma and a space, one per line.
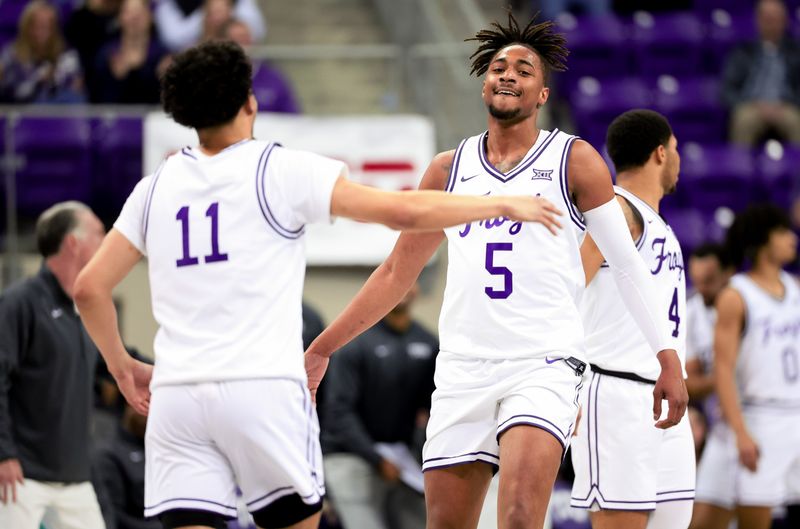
722, 0, 800, 146
322, 285, 436, 529
0, 202, 106, 529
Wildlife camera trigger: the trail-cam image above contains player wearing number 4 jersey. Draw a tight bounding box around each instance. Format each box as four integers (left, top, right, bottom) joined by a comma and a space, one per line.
71, 41, 561, 529
693, 204, 800, 529
305, 15, 687, 529
571, 110, 695, 529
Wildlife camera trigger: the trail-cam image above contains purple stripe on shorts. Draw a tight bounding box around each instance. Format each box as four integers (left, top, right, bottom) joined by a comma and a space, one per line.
497, 413, 567, 440
424, 450, 499, 463
145, 496, 237, 511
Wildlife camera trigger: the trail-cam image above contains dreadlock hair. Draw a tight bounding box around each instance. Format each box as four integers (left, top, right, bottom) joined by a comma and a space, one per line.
467, 12, 568, 85
724, 203, 792, 268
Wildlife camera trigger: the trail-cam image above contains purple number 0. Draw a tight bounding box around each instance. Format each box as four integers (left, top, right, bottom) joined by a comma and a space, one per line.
175, 202, 229, 268
485, 242, 513, 299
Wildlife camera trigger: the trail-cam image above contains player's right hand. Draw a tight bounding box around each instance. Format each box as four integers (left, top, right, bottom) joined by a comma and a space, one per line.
304, 348, 330, 404
653, 349, 688, 429
112, 357, 153, 416
503, 196, 563, 235
736, 431, 760, 472
0, 458, 24, 504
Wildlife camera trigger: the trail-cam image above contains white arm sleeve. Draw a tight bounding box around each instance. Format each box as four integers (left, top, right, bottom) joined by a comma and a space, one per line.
583, 198, 672, 354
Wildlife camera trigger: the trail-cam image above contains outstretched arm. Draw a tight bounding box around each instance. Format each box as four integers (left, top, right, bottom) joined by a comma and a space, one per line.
329, 152, 563, 233
569, 140, 687, 428
713, 287, 757, 470
305, 153, 456, 399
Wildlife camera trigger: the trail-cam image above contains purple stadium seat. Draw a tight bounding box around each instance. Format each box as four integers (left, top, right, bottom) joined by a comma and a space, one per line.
13, 117, 92, 216
630, 11, 705, 77
662, 208, 708, 251
90, 116, 143, 225
705, 9, 757, 74
694, 0, 758, 14
651, 75, 727, 143
569, 76, 652, 148
0, 0, 25, 37
678, 143, 756, 212
555, 14, 630, 85
755, 142, 800, 210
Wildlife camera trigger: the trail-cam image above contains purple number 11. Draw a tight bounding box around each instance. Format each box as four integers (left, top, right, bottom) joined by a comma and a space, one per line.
176, 202, 229, 267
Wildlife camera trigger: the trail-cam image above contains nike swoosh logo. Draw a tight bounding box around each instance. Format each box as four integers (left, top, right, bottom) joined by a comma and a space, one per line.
545, 356, 563, 364
482, 191, 491, 196
460, 174, 479, 182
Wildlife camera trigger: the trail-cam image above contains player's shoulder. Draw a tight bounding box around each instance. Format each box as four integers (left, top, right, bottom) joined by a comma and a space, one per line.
716, 284, 746, 313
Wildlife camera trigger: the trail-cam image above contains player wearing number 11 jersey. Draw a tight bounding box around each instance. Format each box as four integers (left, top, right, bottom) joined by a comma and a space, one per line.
71, 41, 563, 529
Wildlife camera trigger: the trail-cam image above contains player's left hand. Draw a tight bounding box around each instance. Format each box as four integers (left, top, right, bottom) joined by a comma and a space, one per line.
304, 349, 329, 404
653, 349, 688, 429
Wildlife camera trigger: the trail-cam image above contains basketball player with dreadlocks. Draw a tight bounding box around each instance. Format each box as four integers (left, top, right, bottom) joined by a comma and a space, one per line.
305, 14, 687, 529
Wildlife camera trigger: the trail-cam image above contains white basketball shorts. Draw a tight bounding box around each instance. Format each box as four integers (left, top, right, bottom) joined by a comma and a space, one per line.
570, 370, 695, 511
695, 422, 737, 509
422, 351, 584, 472
736, 405, 800, 507
143, 378, 324, 519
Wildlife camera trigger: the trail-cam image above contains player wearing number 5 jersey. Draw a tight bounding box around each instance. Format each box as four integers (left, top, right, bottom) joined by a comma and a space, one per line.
71, 41, 563, 529
305, 16, 687, 529
708, 204, 800, 529
571, 110, 695, 529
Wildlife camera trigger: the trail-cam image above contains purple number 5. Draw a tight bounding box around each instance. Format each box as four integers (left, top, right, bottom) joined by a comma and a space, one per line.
175, 202, 229, 268
485, 242, 513, 299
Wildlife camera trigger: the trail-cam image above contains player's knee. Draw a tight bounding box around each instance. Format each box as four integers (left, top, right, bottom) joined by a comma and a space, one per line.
501, 498, 538, 529
159, 509, 229, 529
251, 493, 322, 529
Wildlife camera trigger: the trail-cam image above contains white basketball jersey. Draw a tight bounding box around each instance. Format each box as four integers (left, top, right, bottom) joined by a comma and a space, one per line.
439, 129, 588, 360
580, 186, 686, 381
114, 139, 343, 388
730, 272, 800, 406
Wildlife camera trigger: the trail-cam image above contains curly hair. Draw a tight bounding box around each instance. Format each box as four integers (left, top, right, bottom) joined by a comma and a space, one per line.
467, 12, 568, 84
724, 204, 791, 268
160, 41, 252, 130
606, 109, 673, 173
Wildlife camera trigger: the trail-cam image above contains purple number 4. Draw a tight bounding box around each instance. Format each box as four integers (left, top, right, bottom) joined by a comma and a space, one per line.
175, 202, 229, 268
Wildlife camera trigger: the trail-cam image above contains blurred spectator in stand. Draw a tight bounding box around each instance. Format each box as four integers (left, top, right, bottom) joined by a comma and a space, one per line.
154, 0, 265, 51
91, 0, 169, 104
92, 354, 158, 529
219, 18, 300, 113
722, 0, 800, 146
65, 0, 122, 102
534, 0, 610, 20
0, 0, 85, 103
201, 0, 233, 43
321, 285, 436, 529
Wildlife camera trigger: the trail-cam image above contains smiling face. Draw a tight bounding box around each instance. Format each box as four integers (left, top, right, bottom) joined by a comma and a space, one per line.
481, 44, 549, 124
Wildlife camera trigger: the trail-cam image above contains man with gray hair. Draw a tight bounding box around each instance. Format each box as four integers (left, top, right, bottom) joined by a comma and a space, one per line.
0, 201, 106, 529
